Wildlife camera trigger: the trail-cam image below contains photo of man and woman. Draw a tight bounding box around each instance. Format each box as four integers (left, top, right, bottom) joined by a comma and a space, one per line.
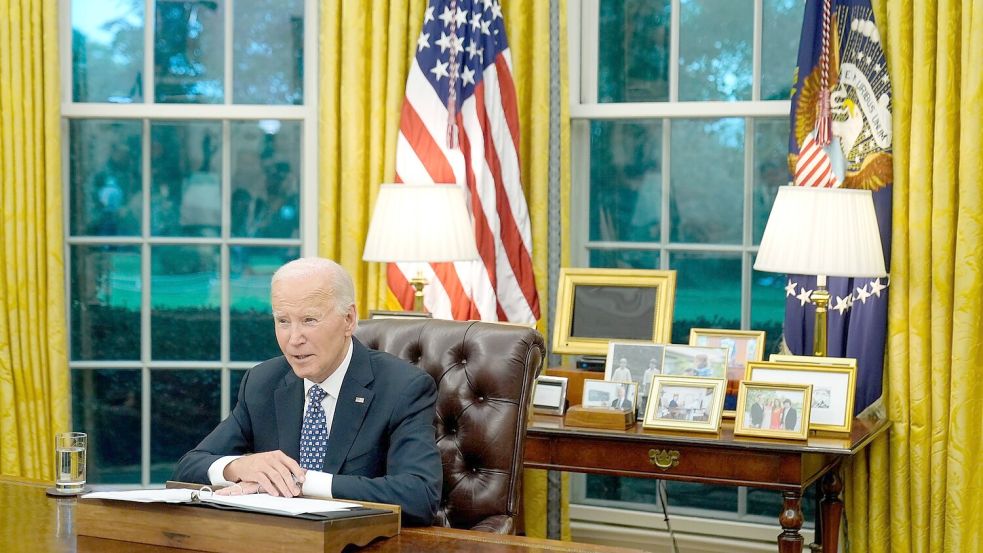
743, 389, 804, 432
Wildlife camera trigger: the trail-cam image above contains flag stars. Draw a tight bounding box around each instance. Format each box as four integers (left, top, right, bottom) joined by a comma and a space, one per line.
430, 59, 449, 80
453, 7, 468, 26
417, 31, 430, 52
461, 65, 476, 86
466, 40, 483, 62
785, 279, 799, 297
491, 2, 503, 19
424, 5, 435, 23
438, 6, 455, 26
480, 19, 492, 35
470, 12, 482, 30
869, 277, 888, 297
855, 284, 873, 304
796, 287, 813, 307
449, 33, 464, 55
436, 31, 454, 53
832, 294, 853, 315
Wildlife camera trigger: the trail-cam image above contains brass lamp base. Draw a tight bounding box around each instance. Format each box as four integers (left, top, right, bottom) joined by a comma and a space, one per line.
409, 270, 428, 313
811, 275, 831, 356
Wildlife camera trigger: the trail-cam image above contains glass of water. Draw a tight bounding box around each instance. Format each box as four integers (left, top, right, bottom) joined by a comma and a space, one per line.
54, 432, 87, 493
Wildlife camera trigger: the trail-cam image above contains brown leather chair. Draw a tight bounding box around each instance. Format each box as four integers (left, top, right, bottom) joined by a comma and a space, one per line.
355, 318, 545, 534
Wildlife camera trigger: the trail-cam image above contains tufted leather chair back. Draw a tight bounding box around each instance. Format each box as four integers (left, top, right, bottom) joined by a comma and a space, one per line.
355, 318, 545, 534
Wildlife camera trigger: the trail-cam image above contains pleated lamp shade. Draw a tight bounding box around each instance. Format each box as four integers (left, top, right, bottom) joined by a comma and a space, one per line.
362, 184, 480, 263
754, 186, 887, 278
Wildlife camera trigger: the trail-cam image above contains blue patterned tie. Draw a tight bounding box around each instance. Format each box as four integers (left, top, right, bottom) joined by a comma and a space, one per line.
299, 385, 328, 471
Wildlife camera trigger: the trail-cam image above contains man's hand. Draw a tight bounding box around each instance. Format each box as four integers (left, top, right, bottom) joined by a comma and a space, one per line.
223, 450, 306, 497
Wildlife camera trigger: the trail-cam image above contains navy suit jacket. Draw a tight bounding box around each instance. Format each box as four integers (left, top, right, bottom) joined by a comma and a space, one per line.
172, 338, 442, 526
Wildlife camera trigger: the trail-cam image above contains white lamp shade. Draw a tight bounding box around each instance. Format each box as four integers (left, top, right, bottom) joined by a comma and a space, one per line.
754, 186, 887, 278
362, 184, 480, 263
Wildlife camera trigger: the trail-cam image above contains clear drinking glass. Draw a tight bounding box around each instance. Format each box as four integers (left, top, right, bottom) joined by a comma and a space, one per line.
54, 432, 87, 493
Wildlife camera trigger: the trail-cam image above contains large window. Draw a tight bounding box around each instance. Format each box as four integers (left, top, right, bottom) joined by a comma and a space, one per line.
569, 0, 810, 539
63, 0, 317, 485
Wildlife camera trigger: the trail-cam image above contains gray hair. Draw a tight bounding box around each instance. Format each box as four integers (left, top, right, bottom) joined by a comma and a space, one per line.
271, 257, 356, 316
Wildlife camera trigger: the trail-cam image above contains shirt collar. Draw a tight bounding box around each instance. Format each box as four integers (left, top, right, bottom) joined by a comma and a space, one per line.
304, 338, 353, 400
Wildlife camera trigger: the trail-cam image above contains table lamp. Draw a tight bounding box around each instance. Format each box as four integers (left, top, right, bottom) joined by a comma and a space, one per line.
362, 184, 480, 312
754, 185, 887, 356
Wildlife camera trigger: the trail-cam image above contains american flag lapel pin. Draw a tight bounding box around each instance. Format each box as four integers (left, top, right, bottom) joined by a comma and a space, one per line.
355, 397, 365, 404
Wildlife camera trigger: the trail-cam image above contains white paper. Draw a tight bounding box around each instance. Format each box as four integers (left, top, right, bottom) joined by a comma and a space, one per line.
83, 489, 197, 503
204, 493, 361, 515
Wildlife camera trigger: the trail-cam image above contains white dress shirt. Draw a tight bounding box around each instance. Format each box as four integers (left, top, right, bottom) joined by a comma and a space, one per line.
207, 339, 354, 498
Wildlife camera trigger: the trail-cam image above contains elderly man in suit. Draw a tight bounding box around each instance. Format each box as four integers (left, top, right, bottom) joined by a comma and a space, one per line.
172, 257, 441, 526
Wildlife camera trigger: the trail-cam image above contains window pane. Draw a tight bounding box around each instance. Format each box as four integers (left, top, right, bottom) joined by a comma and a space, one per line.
678, 0, 753, 101
585, 476, 661, 511
230, 246, 299, 361
669, 252, 741, 344
751, 261, 786, 355
761, 0, 806, 100
71, 369, 142, 484
229, 369, 247, 411
231, 121, 302, 238
71, 1, 144, 103
151, 246, 220, 360
588, 249, 660, 270
233, 0, 304, 104
155, 1, 224, 103
151, 369, 220, 483
669, 119, 744, 244
588, 120, 663, 243
597, 0, 671, 103
69, 120, 143, 236
753, 119, 790, 244
71, 246, 141, 360
151, 121, 223, 237
665, 481, 738, 515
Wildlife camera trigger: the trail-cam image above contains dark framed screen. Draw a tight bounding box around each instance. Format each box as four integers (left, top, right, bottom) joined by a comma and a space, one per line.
570, 285, 657, 340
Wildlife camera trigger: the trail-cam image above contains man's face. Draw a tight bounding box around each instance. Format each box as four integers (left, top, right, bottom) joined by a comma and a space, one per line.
271, 274, 356, 383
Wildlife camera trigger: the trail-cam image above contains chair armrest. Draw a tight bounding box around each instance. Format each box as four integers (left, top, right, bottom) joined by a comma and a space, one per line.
469, 514, 515, 534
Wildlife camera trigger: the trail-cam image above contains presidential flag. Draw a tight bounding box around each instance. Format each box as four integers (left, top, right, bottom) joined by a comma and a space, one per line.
786, 0, 893, 413
389, 0, 540, 323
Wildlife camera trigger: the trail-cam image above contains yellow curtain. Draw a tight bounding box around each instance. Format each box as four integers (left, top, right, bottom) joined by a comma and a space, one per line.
845, 1, 983, 552
318, 0, 569, 538
0, 0, 70, 479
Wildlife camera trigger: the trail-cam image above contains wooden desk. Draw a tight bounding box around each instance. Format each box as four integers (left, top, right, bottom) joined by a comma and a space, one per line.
524, 412, 889, 552
0, 476, 641, 553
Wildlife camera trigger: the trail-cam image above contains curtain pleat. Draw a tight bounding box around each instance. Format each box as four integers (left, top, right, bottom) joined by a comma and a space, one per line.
0, 0, 69, 479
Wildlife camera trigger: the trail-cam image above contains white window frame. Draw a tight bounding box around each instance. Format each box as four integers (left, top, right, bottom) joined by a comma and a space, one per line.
568, 0, 806, 544
60, 0, 320, 486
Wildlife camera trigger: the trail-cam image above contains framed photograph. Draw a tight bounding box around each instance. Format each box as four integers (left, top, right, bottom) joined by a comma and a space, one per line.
581, 379, 639, 413
368, 310, 433, 320
532, 376, 568, 416
552, 268, 676, 356
661, 345, 729, 378
734, 382, 813, 440
642, 376, 726, 433
689, 329, 766, 412
604, 341, 666, 419
746, 360, 856, 433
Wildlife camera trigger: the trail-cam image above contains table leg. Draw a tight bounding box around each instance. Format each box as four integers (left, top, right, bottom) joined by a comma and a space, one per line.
778, 491, 804, 553
546, 469, 561, 540
820, 469, 844, 552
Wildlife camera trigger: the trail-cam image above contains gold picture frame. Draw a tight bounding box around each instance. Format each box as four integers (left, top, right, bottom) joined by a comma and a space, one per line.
746, 360, 856, 433
689, 328, 766, 417
734, 382, 813, 441
552, 268, 676, 356
642, 375, 726, 433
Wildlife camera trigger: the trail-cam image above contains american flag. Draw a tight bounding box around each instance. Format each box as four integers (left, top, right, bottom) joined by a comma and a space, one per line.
389, 0, 540, 323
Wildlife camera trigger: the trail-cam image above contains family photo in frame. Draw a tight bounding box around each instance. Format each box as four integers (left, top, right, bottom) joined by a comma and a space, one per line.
734, 382, 813, 440
642, 376, 725, 433
746, 359, 857, 433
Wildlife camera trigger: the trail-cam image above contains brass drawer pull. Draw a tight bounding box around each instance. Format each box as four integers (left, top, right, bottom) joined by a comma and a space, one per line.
649, 449, 680, 471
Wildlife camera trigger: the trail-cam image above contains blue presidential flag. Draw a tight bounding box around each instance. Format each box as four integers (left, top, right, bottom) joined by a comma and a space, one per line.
786, 0, 893, 414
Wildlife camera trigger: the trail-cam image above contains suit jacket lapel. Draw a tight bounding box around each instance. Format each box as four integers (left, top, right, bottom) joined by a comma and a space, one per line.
321, 339, 375, 474
274, 370, 305, 460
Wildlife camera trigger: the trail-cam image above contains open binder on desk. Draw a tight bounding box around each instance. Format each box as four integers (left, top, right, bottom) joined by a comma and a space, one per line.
76, 482, 401, 553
